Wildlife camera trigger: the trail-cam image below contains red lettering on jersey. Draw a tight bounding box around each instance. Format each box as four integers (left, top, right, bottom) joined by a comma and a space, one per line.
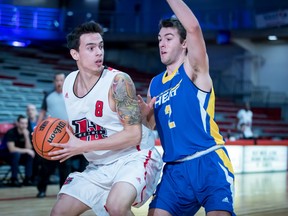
72, 118, 107, 141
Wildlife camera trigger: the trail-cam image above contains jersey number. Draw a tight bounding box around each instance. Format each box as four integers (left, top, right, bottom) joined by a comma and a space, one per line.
165, 105, 176, 128
95, 101, 103, 117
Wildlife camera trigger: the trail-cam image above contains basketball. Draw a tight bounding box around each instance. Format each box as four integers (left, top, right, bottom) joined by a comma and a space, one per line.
32, 117, 72, 160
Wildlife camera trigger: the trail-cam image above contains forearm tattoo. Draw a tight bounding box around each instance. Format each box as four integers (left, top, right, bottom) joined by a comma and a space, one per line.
112, 73, 141, 125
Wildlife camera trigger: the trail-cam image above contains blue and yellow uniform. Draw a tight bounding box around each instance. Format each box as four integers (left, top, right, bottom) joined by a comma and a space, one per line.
149, 64, 235, 216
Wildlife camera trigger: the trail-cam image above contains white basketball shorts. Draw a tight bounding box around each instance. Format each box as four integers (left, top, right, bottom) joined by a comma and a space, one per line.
58, 147, 163, 215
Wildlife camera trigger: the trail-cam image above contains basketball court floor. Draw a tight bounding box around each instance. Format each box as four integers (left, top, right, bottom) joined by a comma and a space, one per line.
0, 171, 287, 215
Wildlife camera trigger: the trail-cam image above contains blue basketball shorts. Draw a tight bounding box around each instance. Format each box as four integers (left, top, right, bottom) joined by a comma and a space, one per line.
149, 147, 236, 216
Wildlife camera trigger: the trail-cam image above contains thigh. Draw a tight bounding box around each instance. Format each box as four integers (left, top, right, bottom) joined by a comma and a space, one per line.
60, 170, 110, 215
10, 152, 21, 162
106, 182, 137, 209
114, 150, 161, 207
149, 163, 201, 216
19, 153, 32, 164
195, 148, 235, 216
148, 208, 172, 216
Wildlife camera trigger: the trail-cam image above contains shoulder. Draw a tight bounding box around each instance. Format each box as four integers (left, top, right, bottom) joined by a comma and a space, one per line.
237, 109, 244, 116
151, 71, 165, 85
45, 89, 54, 97
105, 66, 121, 73
63, 70, 78, 88
103, 66, 133, 84
114, 72, 132, 81
6, 127, 17, 138
65, 70, 78, 82
112, 73, 135, 93
104, 67, 128, 78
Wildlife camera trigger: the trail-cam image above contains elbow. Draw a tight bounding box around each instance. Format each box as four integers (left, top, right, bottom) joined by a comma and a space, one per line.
134, 134, 141, 147
187, 23, 201, 34
130, 125, 142, 146
135, 129, 142, 146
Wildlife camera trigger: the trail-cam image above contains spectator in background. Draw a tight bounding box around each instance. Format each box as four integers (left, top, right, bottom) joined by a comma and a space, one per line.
36, 72, 72, 198
0, 115, 35, 187
27, 104, 38, 135
236, 101, 254, 139
37, 72, 68, 124
26, 103, 41, 184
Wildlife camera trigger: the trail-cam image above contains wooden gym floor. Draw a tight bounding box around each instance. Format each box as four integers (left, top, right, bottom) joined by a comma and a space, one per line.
0, 171, 287, 216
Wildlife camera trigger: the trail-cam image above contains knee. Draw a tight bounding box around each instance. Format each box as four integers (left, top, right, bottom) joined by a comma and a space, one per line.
50, 207, 58, 216
9, 152, 21, 164
10, 152, 21, 160
105, 200, 131, 216
50, 203, 67, 216
50, 196, 67, 216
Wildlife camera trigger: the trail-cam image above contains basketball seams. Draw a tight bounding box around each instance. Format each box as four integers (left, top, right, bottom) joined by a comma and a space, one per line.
42, 121, 69, 157
57, 121, 70, 144
42, 118, 59, 155
32, 118, 71, 160
33, 121, 45, 156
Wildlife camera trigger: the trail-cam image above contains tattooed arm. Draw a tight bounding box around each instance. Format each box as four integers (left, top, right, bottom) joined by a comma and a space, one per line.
112, 73, 142, 126
86, 72, 142, 151
100, 72, 142, 149
49, 72, 142, 161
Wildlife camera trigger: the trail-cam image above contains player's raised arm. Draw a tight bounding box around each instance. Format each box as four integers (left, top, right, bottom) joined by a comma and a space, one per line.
167, 0, 210, 90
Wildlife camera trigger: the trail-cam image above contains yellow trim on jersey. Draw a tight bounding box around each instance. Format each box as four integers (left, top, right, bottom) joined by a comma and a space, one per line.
207, 87, 225, 144
162, 67, 179, 84
216, 148, 234, 174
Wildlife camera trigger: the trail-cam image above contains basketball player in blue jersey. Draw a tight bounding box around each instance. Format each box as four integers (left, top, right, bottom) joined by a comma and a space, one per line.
138, 0, 235, 215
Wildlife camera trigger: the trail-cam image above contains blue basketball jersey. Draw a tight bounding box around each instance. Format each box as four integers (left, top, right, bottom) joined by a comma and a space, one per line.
150, 64, 224, 162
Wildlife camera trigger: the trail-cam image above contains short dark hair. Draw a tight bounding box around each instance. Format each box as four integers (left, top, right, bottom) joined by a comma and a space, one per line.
17, 114, 27, 122
159, 16, 186, 44
66, 21, 104, 51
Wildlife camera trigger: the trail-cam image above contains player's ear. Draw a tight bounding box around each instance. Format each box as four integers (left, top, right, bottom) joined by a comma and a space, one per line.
181, 39, 187, 49
70, 49, 79, 60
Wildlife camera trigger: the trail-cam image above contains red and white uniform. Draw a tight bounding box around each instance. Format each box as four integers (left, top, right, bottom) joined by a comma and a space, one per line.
60, 67, 163, 215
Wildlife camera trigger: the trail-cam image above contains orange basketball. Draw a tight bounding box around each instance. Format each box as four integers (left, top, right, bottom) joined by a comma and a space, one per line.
32, 117, 72, 160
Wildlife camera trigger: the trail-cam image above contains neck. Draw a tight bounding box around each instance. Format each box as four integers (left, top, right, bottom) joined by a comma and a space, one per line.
17, 128, 23, 134
30, 117, 37, 122
55, 88, 62, 94
166, 62, 183, 75
75, 67, 104, 96
166, 58, 185, 75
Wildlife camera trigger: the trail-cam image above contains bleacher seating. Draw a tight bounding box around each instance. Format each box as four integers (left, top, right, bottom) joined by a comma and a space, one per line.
0, 45, 153, 122
215, 98, 288, 139
0, 45, 288, 140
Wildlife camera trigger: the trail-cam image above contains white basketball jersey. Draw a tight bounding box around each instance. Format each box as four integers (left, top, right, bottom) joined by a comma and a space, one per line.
63, 67, 141, 164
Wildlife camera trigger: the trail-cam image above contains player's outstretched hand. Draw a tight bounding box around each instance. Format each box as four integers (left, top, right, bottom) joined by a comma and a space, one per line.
137, 95, 156, 117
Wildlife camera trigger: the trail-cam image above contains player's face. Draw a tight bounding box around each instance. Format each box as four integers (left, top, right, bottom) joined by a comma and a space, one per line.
158, 27, 185, 66
75, 33, 104, 73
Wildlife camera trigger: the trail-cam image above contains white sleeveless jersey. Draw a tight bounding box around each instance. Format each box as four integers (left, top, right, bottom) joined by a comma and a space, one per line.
63, 67, 154, 164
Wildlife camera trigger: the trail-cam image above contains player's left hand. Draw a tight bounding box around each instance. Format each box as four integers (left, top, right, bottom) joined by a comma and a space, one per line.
48, 127, 84, 162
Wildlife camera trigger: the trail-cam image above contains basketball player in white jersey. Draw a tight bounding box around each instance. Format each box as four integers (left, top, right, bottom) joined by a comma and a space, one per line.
48, 21, 163, 216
